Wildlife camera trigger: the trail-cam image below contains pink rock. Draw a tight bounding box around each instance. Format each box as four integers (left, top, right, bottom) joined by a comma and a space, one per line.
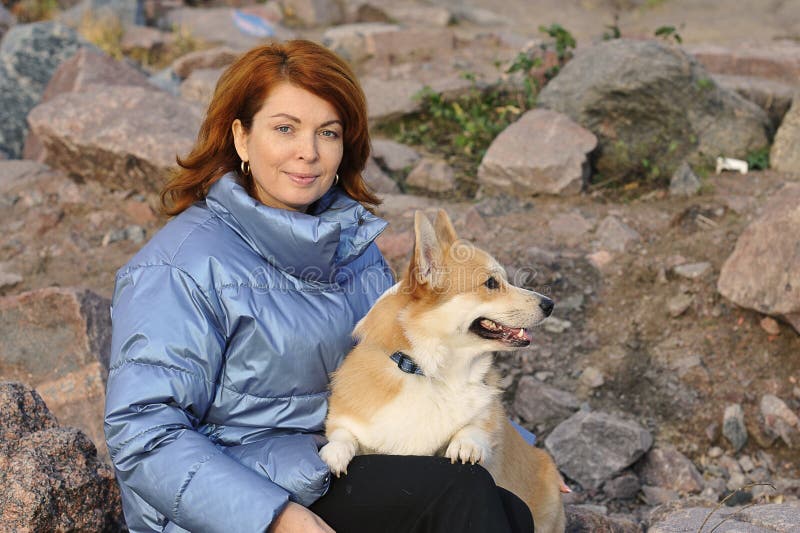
478, 109, 596, 196
376, 230, 414, 261
718, 183, 800, 332
0, 382, 123, 531
686, 42, 800, 85
172, 46, 241, 80
28, 85, 202, 193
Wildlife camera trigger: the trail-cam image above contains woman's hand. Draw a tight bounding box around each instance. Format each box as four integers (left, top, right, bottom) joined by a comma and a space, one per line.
268, 502, 335, 533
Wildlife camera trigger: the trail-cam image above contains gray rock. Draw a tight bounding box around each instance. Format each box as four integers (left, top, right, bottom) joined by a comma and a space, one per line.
322, 23, 399, 64
603, 472, 641, 500
58, 0, 139, 27
0, 22, 85, 158
760, 394, 799, 447
596, 216, 640, 252
364, 157, 400, 194
718, 183, 800, 332
771, 97, 800, 174
538, 39, 770, 183
545, 410, 653, 490
0, 3, 16, 41
382, 4, 452, 27
565, 504, 642, 532
478, 109, 596, 196
649, 503, 800, 533
713, 74, 796, 131
171, 46, 240, 80
371, 138, 420, 173
579, 366, 605, 388
642, 485, 679, 506
405, 158, 456, 193
164, 7, 294, 50
512, 376, 580, 433
548, 211, 594, 246
362, 76, 425, 121
723, 403, 748, 452
669, 161, 702, 196
281, 0, 343, 28
180, 67, 224, 106
543, 316, 571, 333
148, 66, 181, 96
667, 292, 694, 317
28, 85, 202, 193
673, 261, 712, 280
636, 446, 705, 494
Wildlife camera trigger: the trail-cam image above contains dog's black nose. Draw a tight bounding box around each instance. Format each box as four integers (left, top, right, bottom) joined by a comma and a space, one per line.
539, 297, 554, 317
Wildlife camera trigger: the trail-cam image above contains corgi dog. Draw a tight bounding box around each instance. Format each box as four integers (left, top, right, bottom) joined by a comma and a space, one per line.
319, 209, 566, 532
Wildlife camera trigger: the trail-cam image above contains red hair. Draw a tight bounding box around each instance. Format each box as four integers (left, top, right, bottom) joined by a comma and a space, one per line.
160, 40, 379, 215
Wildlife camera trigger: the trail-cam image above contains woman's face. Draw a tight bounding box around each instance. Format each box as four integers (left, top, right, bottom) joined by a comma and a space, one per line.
232, 82, 344, 212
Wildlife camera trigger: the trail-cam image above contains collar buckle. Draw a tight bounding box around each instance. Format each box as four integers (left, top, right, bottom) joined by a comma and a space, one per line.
390, 351, 425, 376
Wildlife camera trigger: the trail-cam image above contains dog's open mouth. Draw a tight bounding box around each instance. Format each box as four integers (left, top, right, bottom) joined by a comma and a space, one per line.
469, 317, 532, 347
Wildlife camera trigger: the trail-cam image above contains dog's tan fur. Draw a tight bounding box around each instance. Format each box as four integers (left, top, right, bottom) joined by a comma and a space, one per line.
320, 210, 566, 532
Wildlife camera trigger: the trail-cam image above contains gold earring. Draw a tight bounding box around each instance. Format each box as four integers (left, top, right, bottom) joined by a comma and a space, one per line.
241, 160, 251, 176
333, 173, 339, 186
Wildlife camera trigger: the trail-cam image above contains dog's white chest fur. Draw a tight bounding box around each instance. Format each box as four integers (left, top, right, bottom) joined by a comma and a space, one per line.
355, 373, 496, 455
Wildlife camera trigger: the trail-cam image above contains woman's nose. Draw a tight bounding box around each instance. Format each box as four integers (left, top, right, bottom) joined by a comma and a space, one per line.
297, 134, 319, 161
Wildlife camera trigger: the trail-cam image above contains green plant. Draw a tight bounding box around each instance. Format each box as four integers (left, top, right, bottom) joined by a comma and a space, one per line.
695, 77, 714, 91
655, 25, 683, 43
746, 147, 770, 170
539, 23, 576, 62
603, 15, 622, 40
376, 78, 535, 196
506, 51, 542, 109
538, 23, 576, 79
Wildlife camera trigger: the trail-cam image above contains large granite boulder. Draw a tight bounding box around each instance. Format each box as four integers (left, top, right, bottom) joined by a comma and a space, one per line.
23, 46, 153, 161
0, 287, 112, 458
28, 85, 203, 192
537, 39, 771, 184
0, 382, 123, 531
717, 182, 800, 333
0, 22, 85, 158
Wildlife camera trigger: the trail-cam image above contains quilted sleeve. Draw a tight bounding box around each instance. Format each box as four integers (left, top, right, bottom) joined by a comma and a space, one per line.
104, 264, 290, 533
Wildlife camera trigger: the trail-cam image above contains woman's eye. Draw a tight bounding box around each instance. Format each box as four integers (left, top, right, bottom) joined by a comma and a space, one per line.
484, 277, 499, 290
276, 125, 292, 133
320, 129, 340, 138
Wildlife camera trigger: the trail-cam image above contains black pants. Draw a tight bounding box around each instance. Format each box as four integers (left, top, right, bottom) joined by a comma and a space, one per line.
309, 455, 534, 533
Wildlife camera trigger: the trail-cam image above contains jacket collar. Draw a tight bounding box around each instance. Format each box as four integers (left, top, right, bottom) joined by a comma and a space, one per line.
205, 173, 387, 282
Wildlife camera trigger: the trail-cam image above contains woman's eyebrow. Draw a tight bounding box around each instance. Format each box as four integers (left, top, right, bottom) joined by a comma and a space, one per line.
269, 113, 342, 128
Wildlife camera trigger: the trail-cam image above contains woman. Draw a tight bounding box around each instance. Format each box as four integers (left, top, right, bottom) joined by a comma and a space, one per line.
104, 40, 534, 533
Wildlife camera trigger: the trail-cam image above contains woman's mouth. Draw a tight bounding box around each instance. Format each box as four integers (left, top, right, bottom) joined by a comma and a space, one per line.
286, 172, 319, 186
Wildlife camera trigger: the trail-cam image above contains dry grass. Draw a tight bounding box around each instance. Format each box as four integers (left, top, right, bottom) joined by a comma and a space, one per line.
77, 10, 125, 60
10, 0, 60, 22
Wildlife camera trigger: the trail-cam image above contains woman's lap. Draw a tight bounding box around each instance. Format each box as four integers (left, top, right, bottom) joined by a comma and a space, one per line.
309, 455, 534, 533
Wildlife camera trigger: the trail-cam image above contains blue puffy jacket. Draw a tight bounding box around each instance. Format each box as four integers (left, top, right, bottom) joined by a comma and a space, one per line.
104, 173, 394, 532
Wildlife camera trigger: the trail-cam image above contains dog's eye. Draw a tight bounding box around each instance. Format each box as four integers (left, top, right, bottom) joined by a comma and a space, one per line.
484, 276, 500, 290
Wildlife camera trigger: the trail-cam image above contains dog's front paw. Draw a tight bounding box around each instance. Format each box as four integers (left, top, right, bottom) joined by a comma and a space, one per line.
445, 429, 491, 465
319, 439, 357, 477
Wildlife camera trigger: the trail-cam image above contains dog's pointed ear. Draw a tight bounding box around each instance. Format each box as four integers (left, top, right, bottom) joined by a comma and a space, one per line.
412, 211, 443, 286
434, 209, 457, 249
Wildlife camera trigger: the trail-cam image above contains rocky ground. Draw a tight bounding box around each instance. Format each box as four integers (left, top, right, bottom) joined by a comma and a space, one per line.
1, 0, 800, 531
